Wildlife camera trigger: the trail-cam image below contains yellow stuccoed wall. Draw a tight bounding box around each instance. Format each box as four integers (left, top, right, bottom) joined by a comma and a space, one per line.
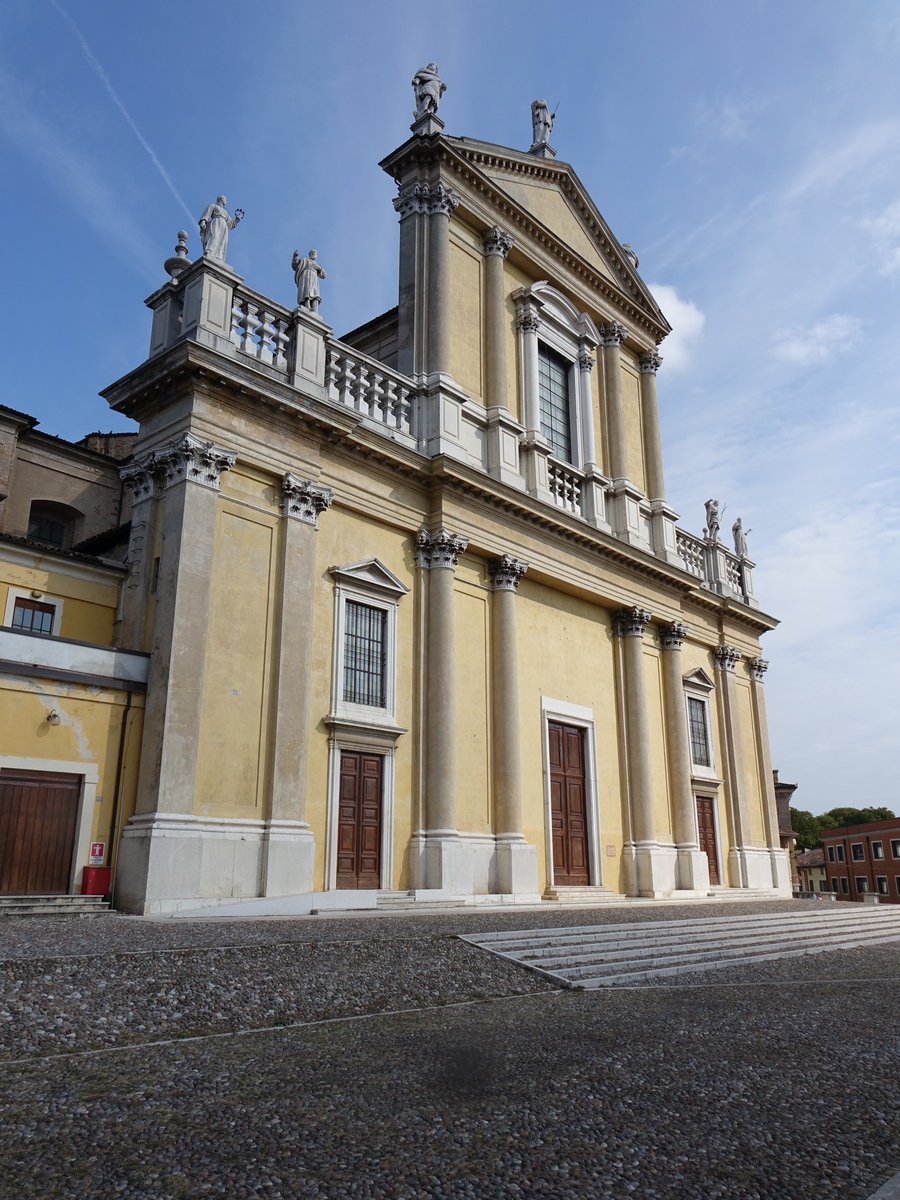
448, 227, 484, 401
642, 645, 673, 841
0, 572, 118, 644
621, 357, 645, 493
736, 674, 766, 846
514, 579, 623, 895
453, 559, 492, 835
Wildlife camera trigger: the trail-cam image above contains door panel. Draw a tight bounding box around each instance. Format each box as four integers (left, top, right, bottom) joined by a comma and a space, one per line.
0, 770, 81, 895
336, 752, 383, 889
696, 796, 720, 886
548, 722, 590, 886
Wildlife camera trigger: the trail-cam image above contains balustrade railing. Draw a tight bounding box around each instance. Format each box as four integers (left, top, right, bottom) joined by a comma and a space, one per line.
724, 552, 743, 595
675, 528, 705, 579
324, 344, 416, 441
230, 289, 292, 373
547, 458, 583, 516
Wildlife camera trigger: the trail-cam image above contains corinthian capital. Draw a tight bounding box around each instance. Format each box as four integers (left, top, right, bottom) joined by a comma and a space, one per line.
281, 474, 333, 527
658, 620, 688, 650
119, 457, 158, 505
414, 528, 468, 569
714, 645, 743, 673
599, 322, 628, 348
748, 657, 769, 681
613, 606, 652, 637
393, 183, 429, 219
156, 434, 236, 491
488, 554, 528, 591
482, 225, 514, 258
638, 349, 663, 375
424, 182, 460, 218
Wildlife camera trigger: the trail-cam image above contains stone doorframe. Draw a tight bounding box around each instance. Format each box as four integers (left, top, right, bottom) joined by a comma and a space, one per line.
324, 731, 396, 891
694, 791, 724, 887
540, 697, 602, 890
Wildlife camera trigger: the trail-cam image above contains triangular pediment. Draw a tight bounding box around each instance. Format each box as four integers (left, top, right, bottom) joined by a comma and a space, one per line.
329, 558, 409, 598
684, 667, 715, 692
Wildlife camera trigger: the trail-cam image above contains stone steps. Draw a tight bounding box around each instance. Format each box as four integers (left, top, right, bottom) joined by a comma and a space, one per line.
0, 895, 110, 918
462, 907, 900, 988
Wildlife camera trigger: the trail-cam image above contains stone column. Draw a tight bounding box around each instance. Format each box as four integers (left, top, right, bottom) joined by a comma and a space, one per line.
615, 606, 675, 896
748, 657, 792, 893
263, 475, 333, 897
414, 528, 470, 892
638, 350, 665, 501
393, 182, 429, 377
658, 621, 710, 893
118, 456, 161, 649
482, 226, 514, 408
577, 346, 598, 470
488, 555, 539, 897
518, 306, 542, 436
714, 644, 749, 888
425, 183, 460, 379
601, 323, 628, 481
116, 434, 235, 913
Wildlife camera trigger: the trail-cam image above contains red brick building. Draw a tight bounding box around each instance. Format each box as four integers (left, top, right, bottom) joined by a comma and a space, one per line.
821, 818, 900, 904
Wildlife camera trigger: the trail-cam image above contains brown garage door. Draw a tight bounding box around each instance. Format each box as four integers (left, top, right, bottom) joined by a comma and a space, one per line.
0, 770, 81, 895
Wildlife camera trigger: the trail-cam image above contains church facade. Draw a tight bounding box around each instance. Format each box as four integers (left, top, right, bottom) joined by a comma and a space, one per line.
12, 78, 790, 913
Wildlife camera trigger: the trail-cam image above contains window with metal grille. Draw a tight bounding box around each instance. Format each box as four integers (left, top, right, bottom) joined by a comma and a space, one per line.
11, 598, 56, 635
538, 345, 572, 463
687, 697, 710, 767
342, 600, 386, 707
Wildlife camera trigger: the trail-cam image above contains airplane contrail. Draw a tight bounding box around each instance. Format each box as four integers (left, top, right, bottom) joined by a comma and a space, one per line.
48, 0, 195, 225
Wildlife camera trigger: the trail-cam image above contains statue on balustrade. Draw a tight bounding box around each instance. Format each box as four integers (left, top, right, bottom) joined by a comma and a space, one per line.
704, 498, 720, 542
198, 195, 243, 262
412, 63, 446, 117
292, 249, 326, 313
531, 99, 554, 148
732, 517, 750, 558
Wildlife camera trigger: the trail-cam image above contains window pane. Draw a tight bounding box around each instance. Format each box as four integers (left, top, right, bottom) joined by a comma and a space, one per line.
538, 345, 572, 463
343, 601, 386, 707
11, 598, 55, 635
687, 697, 710, 767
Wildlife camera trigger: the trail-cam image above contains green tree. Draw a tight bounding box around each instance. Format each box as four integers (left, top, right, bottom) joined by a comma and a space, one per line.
791, 808, 823, 850
822, 806, 894, 829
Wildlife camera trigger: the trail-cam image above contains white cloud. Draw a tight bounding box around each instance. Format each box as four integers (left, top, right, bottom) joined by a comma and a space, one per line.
862, 199, 900, 276
784, 120, 900, 201
646, 283, 705, 372
771, 313, 862, 367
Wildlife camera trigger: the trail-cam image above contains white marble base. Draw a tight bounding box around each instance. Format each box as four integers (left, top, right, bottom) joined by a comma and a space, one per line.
261, 821, 315, 897
676, 846, 711, 892
729, 845, 791, 892
768, 848, 793, 894
494, 837, 540, 896
625, 841, 679, 897
408, 831, 540, 896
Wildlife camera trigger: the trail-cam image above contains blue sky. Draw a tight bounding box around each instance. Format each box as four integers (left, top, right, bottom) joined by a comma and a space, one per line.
2, 1, 898, 816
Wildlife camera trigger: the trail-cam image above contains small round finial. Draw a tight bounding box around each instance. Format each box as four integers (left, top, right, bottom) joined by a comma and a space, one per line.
164, 230, 192, 279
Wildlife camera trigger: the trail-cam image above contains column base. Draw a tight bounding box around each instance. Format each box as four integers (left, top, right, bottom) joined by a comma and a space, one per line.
261, 821, 316, 897
729, 845, 789, 890
676, 845, 711, 892
494, 836, 539, 896
624, 841, 679, 897
409, 832, 474, 893
768, 848, 793, 894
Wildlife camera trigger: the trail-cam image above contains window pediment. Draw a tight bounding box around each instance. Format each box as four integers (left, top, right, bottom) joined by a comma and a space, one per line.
683, 667, 715, 693
329, 558, 409, 600
515, 282, 600, 347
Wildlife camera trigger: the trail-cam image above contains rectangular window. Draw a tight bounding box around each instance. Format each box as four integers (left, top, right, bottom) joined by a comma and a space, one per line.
896, 876, 900, 896
342, 600, 387, 707
687, 697, 711, 767
819, 880, 829, 892
840, 876, 849, 894
831, 878, 839, 893
827, 845, 835, 863
876, 876, 889, 895
856, 876, 868, 893
851, 842, 865, 861
890, 839, 900, 859
538, 345, 572, 463
872, 841, 884, 860
10, 598, 56, 636
836, 845, 845, 862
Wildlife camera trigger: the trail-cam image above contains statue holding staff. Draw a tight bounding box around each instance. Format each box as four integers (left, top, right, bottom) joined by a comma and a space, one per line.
292, 248, 326, 313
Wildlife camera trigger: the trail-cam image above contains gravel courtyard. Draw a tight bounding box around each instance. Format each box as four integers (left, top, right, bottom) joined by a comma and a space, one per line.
1, 900, 898, 1199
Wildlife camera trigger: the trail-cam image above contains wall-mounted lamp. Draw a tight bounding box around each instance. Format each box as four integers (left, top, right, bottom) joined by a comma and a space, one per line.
31, 589, 44, 599
46, 709, 61, 726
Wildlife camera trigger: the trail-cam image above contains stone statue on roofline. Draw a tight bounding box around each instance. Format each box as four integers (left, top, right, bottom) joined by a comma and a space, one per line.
529, 98, 557, 159
292, 249, 326, 314
198, 195, 243, 262
732, 517, 750, 558
704, 498, 720, 542
412, 63, 446, 118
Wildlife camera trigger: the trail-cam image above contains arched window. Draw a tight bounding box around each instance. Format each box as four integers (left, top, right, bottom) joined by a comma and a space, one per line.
27, 501, 82, 550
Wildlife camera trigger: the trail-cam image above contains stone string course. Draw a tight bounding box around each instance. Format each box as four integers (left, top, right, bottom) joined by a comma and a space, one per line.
1, 901, 898, 1200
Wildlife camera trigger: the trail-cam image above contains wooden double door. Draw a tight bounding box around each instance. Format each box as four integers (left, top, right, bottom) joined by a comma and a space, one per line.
336, 752, 383, 889
549, 722, 590, 886
696, 795, 720, 885
0, 770, 81, 895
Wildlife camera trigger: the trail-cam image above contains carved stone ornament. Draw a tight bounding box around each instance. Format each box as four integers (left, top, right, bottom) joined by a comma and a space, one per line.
424, 182, 460, 218
414, 528, 468, 569
281, 474, 333, 527
483, 226, 514, 259
658, 620, 688, 650
119, 459, 158, 505
613, 606, 652, 637
488, 554, 528, 592
516, 311, 541, 335
714, 645, 743, 673
638, 349, 663, 375
156, 434, 236, 491
392, 183, 429, 219
577, 348, 595, 373
599, 322, 628, 348
748, 657, 769, 681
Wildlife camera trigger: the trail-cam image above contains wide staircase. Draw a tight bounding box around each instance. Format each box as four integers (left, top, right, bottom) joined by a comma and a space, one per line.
0, 895, 110, 918
461, 905, 900, 988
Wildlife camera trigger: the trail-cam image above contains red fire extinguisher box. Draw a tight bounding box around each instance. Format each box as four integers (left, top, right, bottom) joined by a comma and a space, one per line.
81, 866, 111, 896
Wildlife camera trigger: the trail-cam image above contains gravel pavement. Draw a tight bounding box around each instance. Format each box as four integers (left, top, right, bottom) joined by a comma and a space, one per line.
1, 901, 898, 1199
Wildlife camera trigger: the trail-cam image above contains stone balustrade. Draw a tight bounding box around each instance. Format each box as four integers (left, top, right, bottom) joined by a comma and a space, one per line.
231, 289, 292, 371
675, 528, 705, 579
547, 457, 583, 516
324, 345, 416, 443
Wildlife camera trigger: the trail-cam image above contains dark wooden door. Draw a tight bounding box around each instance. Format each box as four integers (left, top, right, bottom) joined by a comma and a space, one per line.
696, 795, 720, 885
0, 770, 81, 895
549, 721, 590, 886
336, 752, 382, 889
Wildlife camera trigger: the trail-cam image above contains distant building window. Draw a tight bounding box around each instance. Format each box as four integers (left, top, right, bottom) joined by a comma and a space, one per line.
840, 876, 849, 894
827, 846, 835, 863
538, 345, 573, 463
27, 501, 79, 550
872, 841, 884, 860
890, 839, 900, 859
687, 697, 711, 768
851, 842, 865, 862
836, 845, 845, 863
10, 598, 56, 636
342, 601, 387, 708
876, 876, 889, 895
896, 876, 900, 896
856, 877, 868, 894
831, 878, 839, 893
819, 879, 829, 892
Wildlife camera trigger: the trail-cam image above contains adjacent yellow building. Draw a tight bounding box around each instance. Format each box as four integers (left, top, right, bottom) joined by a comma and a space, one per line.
2, 80, 790, 912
